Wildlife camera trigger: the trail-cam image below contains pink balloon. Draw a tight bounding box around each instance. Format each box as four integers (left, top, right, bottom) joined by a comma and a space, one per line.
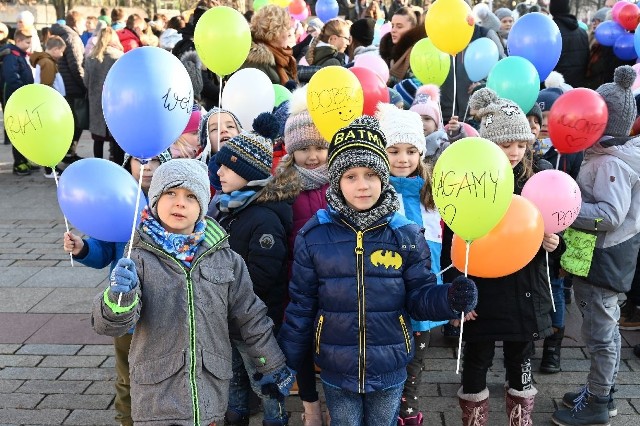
521, 169, 582, 233
444, 122, 479, 137
354, 53, 390, 85
631, 63, 640, 91
612, 1, 630, 23
380, 22, 391, 38
291, 8, 309, 21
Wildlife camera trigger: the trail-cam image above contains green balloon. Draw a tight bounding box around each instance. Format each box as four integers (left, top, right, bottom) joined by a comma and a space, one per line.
432, 137, 514, 242
273, 84, 292, 107
486, 56, 540, 113
253, 0, 269, 10
410, 38, 450, 86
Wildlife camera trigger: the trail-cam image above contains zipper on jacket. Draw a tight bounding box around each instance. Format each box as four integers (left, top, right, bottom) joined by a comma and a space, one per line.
399, 315, 411, 354
315, 315, 324, 354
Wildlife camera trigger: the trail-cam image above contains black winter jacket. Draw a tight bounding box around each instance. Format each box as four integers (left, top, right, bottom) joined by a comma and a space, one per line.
50, 23, 86, 97
553, 15, 589, 88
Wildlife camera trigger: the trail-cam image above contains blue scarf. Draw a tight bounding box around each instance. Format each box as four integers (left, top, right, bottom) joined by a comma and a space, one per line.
218, 189, 258, 213
139, 207, 206, 268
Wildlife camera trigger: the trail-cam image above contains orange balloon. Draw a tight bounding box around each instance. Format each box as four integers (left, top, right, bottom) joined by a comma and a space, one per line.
451, 195, 544, 278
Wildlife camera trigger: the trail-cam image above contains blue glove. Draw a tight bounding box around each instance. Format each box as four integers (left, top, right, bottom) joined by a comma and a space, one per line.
109, 258, 138, 298
253, 365, 296, 401
447, 276, 478, 314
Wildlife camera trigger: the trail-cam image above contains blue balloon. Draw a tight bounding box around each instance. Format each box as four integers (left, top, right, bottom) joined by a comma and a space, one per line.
634, 23, 640, 58
464, 38, 499, 82
102, 47, 194, 160
507, 13, 562, 81
595, 21, 625, 46
316, 0, 339, 23
57, 158, 146, 242
614, 33, 637, 61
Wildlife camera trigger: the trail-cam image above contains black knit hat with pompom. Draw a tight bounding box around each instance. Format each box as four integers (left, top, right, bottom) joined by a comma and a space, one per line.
596, 65, 636, 137
469, 87, 534, 144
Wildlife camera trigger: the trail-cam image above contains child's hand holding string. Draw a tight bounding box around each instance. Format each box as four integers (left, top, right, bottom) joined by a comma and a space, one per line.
542, 233, 560, 252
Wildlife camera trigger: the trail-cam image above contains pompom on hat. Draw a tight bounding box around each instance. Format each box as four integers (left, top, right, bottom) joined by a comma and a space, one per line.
596, 65, 636, 137
469, 87, 534, 144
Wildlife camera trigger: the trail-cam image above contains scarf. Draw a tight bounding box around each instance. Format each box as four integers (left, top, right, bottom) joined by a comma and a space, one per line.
390, 47, 412, 81
294, 162, 329, 191
261, 40, 298, 85
139, 207, 206, 268
217, 177, 272, 214
326, 184, 400, 230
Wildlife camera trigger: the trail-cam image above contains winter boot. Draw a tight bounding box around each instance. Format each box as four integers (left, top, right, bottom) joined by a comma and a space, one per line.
397, 412, 423, 425
540, 327, 564, 374
224, 409, 250, 426
301, 400, 324, 426
457, 387, 489, 426
505, 387, 537, 426
562, 385, 617, 417
552, 387, 610, 426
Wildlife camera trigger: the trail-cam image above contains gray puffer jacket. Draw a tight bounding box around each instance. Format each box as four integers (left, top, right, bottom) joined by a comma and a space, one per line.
92, 218, 285, 425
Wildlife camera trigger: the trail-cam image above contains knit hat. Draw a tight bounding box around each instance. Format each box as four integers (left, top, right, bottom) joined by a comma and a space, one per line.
526, 102, 543, 126
17, 11, 35, 26
284, 86, 327, 153
148, 159, 210, 222
215, 113, 279, 182
394, 78, 422, 109
183, 104, 202, 134
544, 71, 573, 93
536, 88, 563, 112
596, 65, 636, 137
180, 51, 203, 99
474, 3, 501, 33
495, 8, 513, 21
350, 18, 375, 47
410, 84, 442, 128
388, 87, 404, 107
549, 0, 570, 16
123, 149, 172, 171
376, 103, 426, 154
469, 88, 534, 144
307, 18, 324, 35
198, 107, 243, 150
592, 7, 610, 23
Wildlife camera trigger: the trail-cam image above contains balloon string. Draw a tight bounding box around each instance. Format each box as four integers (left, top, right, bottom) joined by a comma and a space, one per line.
126, 162, 144, 259
556, 153, 561, 170
436, 263, 453, 277
546, 251, 556, 312
217, 74, 223, 154
456, 241, 470, 375
53, 170, 74, 267
452, 54, 457, 120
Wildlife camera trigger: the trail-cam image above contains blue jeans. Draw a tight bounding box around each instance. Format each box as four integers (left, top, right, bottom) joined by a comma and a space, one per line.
551, 277, 566, 328
573, 277, 621, 397
227, 339, 287, 423
322, 381, 403, 426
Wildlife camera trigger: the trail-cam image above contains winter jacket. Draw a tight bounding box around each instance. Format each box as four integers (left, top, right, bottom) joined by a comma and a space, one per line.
379, 25, 426, 86
278, 208, 457, 393
570, 136, 640, 293
541, 145, 583, 180
289, 183, 329, 252
50, 23, 86, 97
92, 218, 286, 426
117, 27, 143, 53
84, 46, 123, 137
241, 42, 296, 85
1, 44, 33, 102
29, 52, 57, 86
585, 43, 635, 91
306, 44, 346, 67
553, 14, 589, 88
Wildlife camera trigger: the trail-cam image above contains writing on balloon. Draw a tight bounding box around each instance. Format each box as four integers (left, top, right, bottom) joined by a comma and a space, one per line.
551, 206, 581, 228
162, 87, 192, 114
308, 87, 361, 114
432, 170, 501, 202
438, 203, 457, 226
556, 114, 605, 136
5, 102, 46, 136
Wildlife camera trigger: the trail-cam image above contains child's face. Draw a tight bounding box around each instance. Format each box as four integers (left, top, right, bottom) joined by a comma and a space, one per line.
498, 141, 528, 168
130, 158, 161, 193
156, 187, 200, 235
528, 116, 541, 139
421, 115, 437, 136
16, 37, 32, 52
208, 113, 240, 153
500, 16, 514, 32
539, 111, 550, 139
292, 146, 328, 170
217, 164, 249, 194
339, 167, 382, 212
386, 143, 420, 177
49, 46, 65, 60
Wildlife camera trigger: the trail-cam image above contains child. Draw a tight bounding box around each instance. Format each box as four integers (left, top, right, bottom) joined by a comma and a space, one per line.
63, 150, 170, 426
278, 115, 478, 425
91, 159, 294, 425
171, 105, 202, 159
377, 103, 448, 426
552, 66, 640, 426
2, 29, 36, 176
214, 115, 297, 426
454, 88, 562, 426
275, 87, 330, 426
200, 106, 242, 183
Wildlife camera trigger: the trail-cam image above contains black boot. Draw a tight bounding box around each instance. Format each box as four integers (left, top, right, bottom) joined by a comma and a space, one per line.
224, 409, 250, 426
540, 327, 564, 374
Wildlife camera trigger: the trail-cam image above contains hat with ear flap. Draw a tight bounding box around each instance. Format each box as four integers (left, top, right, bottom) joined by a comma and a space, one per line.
469, 87, 534, 144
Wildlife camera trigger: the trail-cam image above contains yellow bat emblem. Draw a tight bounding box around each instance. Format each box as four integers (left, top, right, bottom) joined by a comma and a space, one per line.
370, 250, 402, 270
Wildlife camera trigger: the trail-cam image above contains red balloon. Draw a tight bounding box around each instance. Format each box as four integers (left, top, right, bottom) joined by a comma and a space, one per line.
612, 1, 628, 22
289, 0, 306, 15
617, 3, 640, 31
547, 88, 608, 154
350, 67, 390, 116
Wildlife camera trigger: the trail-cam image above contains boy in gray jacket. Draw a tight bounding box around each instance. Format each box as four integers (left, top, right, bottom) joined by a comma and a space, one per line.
92, 159, 294, 426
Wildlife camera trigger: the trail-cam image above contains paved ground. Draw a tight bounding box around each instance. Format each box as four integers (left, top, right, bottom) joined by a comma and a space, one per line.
0, 134, 638, 425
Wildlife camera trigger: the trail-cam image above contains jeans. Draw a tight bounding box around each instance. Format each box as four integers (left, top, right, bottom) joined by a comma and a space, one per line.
322, 381, 404, 426
227, 339, 287, 423
573, 277, 621, 397
550, 277, 566, 328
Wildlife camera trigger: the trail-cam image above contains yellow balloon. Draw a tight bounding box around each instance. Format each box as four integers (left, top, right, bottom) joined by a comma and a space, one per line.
307, 66, 364, 141
4, 84, 73, 167
269, 0, 290, 7
425, 0, 475, 55
194, 7, 251, 76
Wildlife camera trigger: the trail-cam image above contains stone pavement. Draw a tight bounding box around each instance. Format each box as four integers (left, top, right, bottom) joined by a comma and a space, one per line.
0, 134, 638, 425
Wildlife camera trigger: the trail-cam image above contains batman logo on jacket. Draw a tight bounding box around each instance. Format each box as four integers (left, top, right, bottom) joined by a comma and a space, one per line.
370, 250, 402, 270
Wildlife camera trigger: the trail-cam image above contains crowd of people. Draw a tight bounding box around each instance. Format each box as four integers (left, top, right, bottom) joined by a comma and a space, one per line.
2, 0, 640, 425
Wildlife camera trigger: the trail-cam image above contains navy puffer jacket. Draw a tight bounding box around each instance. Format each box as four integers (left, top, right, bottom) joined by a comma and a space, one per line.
278, 208, 456, 393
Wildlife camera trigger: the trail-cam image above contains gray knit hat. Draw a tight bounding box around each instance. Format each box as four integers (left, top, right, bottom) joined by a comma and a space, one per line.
592, 7, 610, 23
596, 65, 636, 138
180, 51, 203, 100
469, 88, 535, 144
148, 159, 211, 222
495, 8, 513, 21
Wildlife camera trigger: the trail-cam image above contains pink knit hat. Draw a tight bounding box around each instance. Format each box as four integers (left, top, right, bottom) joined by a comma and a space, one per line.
409, 85, 442, 129
284, 86, 327, 153
182, 106, 202, 134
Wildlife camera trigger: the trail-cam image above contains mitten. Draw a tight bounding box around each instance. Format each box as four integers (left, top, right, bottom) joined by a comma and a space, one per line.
107, 258, 139, 309
253, 365, 296, 400
447, 276, 478, 314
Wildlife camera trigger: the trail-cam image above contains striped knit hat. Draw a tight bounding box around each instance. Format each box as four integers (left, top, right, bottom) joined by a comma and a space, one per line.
284, 87, 327, 153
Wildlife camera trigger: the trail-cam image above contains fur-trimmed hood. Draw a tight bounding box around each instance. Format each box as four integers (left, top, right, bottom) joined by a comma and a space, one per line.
379, 25, 427, 65
256, 167, 301, 203
246, 41, 276, 67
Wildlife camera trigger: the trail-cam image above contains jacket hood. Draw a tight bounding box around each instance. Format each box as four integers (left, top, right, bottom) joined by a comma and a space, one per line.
587, 136, 640, 173
50, 23, 77, 38
29, 51, 51, 67
554, 14, 579, 31
353, 45, 379, 57
246, 42, 275, 67
307, 44, 344, 65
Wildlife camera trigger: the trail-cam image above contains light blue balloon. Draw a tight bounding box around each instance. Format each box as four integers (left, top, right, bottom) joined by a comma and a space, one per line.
578, 21, 588, 31
487, 56, 540, 113
57, 158, 146, 242
634, 22, 640, 58
464, 38, 500, 82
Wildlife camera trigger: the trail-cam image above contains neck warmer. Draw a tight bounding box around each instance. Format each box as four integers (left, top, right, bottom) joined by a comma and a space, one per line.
326, 184, 400, 230
294, 162, 329, 191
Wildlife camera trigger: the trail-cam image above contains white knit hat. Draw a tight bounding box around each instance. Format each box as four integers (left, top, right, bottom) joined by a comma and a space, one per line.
376, 103, 426, 154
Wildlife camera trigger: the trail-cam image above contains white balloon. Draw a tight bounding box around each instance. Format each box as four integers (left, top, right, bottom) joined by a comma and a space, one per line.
221, 68, 275, 130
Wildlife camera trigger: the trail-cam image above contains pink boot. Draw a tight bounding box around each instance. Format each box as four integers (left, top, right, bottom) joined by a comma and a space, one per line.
457, 387, 489, 426
505, 387, 537, 426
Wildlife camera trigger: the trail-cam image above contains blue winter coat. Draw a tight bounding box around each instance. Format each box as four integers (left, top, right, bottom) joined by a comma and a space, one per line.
1, 44, 33, 103
278, 208, 456, 394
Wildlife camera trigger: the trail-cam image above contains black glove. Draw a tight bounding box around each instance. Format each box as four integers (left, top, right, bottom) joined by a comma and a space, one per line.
447, 276, 478, 314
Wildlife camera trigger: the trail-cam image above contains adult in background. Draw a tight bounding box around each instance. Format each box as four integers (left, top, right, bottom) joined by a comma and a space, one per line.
117, 14, 147, 53
550, 0, 589, 88
379, 7, 425, 87
16, 10, 42, 52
